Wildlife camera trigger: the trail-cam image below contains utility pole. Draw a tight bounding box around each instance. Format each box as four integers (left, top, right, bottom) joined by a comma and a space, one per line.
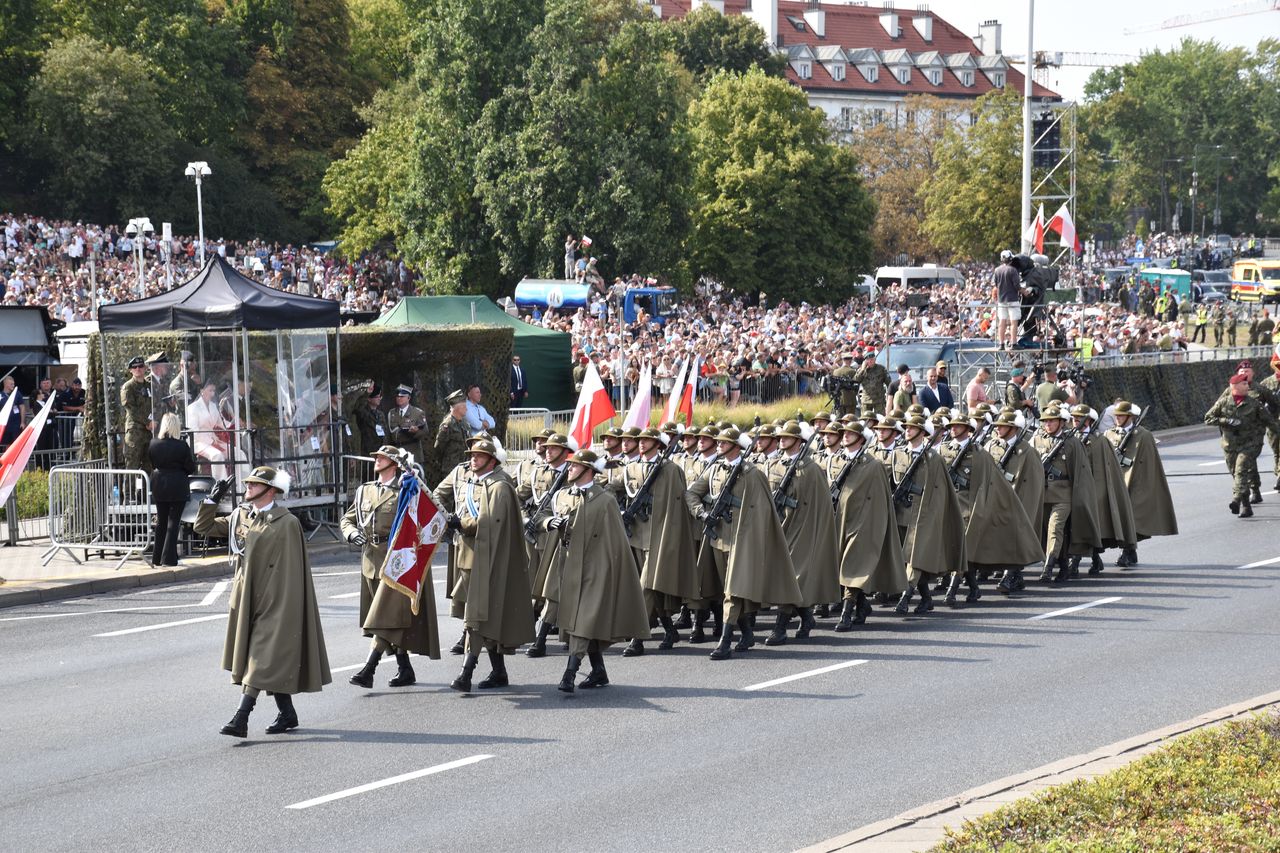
1020, 0, 1035, 253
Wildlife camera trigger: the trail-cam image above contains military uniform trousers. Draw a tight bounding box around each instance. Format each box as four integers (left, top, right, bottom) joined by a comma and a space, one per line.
631, 546, 683, 617
1225, 446, 1261, 501
124, 428, 153, 473
698, 542, 756, 624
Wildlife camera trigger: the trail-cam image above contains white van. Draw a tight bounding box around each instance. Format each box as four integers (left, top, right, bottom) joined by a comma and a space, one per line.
874, 264, 965, 290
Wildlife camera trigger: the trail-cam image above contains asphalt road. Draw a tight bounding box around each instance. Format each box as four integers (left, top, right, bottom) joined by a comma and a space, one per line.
1, 428, 1277, 852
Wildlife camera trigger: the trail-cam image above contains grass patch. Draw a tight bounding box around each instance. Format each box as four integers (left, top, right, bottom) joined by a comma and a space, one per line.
0, 469, 49, 522
932, 710, 1280, 852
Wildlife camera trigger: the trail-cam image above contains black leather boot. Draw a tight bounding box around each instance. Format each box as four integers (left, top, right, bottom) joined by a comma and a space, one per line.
795, 607, 816, 639
765, 610, 790, 646
689, 608, 711, 643
451, 653, 478, 692
853, 590, 872, 624
1252, 487, 1264, 504
997, 567, 1021, 595
622, 638, 645, 657
1038, 558, 1056, 583
734, 616, 755, 652
709, 621, 735, 660
388, 651, 416, 687
220, 694, 256, 738
834, 598, 855, 632
558, 654, 582, 692
964, 570, 981, 603
1067, 556, 1081, 579
526, 621, 552, 657
1053, 556, 1071, 583
875, 592, 892, 607
895, 584, 916, 614
1229, 498, 1240, 515
265, 693, 298, 734
1240, 497, 1254, 518
914, 580, 934, 614
1089, 550, 1105, 575
349, 649, 382, 689
674, 604, 692, 629
712, 609, 725, 637
814, 603, 829, 617
657, 613, 679, 649
933, 575, 950, 593
580, 643, 609, 688
1123, 546, 1139, 565
449, 630, 465, 655
944, 573, 961, 606
478, 651, 508, 689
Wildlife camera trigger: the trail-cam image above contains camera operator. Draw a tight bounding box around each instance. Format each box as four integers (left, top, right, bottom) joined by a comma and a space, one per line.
993, 250, 1026, 351
1034, 362, 1077, 413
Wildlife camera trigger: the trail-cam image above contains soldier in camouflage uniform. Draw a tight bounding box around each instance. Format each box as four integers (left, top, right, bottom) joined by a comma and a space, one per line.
434, 389, 470, 477
1211, 304, 1225, 347
830, 353, 860, 415
1227, 306, 1239, 346
1204, 371, 1278, 518
120, 355, 154, 473
854, 353, 890, 416
351, 384, 388, 457
1261, 363, 1280, 492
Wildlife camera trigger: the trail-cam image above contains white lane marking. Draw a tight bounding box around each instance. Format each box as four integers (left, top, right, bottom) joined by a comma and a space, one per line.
2, 603, 203, 623
1029, 597, 1123, 621
1197, 460, 1226, 467
285, 755, 493, 810
328, 592, 361, 599
743, 659, 869, 692
313, 571, 361, 577
1239, 556, 1280, 569
94, 614, 225, 637
199, 581, 229, 607
330, 663, 364, 673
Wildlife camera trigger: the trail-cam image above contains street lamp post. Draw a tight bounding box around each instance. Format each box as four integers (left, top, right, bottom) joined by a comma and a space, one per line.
125, 217, 154, 300
185, 161, 211, 267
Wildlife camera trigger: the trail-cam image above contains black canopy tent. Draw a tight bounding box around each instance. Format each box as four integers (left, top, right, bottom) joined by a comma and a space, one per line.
98, 258, 345, 514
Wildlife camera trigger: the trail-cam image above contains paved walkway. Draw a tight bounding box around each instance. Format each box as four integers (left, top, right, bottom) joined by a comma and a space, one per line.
797, 688, 1280, 853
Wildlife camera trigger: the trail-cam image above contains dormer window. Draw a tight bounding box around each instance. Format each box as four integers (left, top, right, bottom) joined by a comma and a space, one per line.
832, 64, 845, 81
928, 68, 942, 85
960, 70, 974, 87
798, 62, 811, 80
895, 66, 910, 85
992, 72, 1005, 88
858, 64, 879, 83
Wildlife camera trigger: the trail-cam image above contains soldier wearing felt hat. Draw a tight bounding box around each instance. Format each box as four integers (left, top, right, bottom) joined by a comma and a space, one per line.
521, 432, 578, 658
1107, 400, 1177, 558
1031, 397, 1101, 584
342, 445, 440, 691
434, 388, 470, 478
1071, 402, 1137, 578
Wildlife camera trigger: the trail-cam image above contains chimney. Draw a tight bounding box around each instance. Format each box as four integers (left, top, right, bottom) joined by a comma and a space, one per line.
747, 0, 780, 48
977, 19, 1002, 55
804, 0, 826, 37
912, 5, 932, 41
879, 1, 899, 38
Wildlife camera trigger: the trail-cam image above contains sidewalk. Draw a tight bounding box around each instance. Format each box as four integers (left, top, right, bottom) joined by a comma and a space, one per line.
797, 688, 1280, 853
0, 539, 349, 609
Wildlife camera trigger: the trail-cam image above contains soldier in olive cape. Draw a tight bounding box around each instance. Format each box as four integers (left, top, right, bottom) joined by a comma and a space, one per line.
438, 439, 535, 692
388, 383, 429, 473
539, 450, 650, 692
984, 409, 1045, 594
195, 466, 330, 738
342, 446, 440, 689
1204, 372, 1277, 519
1071, 405, 1137, 576
524, 432, 574, 657
120, 355, 154, 472
435, 433, 483, 655
1106, 401, 1178, 563
685, 427, 803, 660
832, 420, 905, 630
434, 389, 470, 479
764, 421, 839, 644
613, 428, 699, 655
936, 415, 1041, 604
1031, 403, 1101, 582
891, 414, 968, 615
684, 423, 723, 643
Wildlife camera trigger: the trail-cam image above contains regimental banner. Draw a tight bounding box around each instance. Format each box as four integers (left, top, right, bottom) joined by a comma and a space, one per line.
379, 473, 446, 615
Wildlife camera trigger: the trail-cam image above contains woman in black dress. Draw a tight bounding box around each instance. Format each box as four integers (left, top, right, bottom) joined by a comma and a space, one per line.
148, 413, 197, 567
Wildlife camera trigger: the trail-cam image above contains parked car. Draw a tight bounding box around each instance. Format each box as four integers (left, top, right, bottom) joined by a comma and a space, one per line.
1192, 269, 1232, 303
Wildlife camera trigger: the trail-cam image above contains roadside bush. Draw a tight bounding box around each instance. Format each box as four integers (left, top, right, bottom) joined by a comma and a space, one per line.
0, 470, 50, 522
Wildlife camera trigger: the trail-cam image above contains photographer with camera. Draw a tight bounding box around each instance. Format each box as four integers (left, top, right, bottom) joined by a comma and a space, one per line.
1034, 362, 1077, 413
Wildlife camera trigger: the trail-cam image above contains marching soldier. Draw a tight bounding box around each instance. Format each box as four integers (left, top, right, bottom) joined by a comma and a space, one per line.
831, 353, 860, 415
764, 422, 839, 643
935, 414, 1041, 605
1204, 371, 1277, 518
854, 354, 890, 416
749, 424, 778, 467
1232, 360, 1279, 503
1106, 401, 1178, 563
539, 449, 649, 692
1071, 405, 1136, 575
439, 439, 535, 692
686, 427, 803, 659
1261, 363, 1280, 493
195, 467, 330, 738
832, 420, 905, 629
120, 355, 154, 472
434, 389, 470, 476
600, 427, 625, 462
615, 428, 699, 655
388, 384, 429, 471
984, 409, 1044, 594
870, 414, 903, 468
525, 433, 574, 657
1030, 403, 1101, 582
342, 446, 440, 689
352, 384, 388, 457
890, 414, 967, 614
815, 419, 843, 470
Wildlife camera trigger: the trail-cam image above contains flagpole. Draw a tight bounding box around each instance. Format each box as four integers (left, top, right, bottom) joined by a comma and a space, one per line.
1020, 0, 1035, 254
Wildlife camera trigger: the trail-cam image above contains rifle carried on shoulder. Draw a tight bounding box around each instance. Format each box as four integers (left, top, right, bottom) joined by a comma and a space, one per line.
891, 443, 929, 508
621, 438, 678, 536
1040, 433, 1068, 478
1112, 406, 1148, 469
772, 429, 817, 516
702, 459, 745, 541
523, 465, 569, 543
829, 445, 867, 511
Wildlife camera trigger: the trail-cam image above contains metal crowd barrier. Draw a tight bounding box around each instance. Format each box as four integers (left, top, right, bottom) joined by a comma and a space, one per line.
44, 464, 153, 570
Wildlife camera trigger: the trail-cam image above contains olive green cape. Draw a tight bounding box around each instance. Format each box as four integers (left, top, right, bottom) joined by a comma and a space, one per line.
833, 452, 906, 593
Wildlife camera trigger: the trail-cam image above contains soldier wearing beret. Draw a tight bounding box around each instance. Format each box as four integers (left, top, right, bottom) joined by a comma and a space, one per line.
1205, 372, 1278, 518
120, 355, 154, 472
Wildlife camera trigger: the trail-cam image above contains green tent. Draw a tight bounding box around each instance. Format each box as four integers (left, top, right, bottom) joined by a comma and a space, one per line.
372, 296, 574, 410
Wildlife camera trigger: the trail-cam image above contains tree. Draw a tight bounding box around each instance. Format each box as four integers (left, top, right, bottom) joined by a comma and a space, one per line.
848, 95, 955, 264
668, 5, 785, 82
0, 0, 53, 149
1135, 216, 1149, 241
347, 0, 412, 89
921, 87, 1021, 261
686, 68, 874, 303
24, 35, 176, 221
473, 2, 694, 287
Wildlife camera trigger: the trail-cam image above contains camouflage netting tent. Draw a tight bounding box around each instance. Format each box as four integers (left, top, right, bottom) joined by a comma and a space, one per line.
1082, 357, 1272, 432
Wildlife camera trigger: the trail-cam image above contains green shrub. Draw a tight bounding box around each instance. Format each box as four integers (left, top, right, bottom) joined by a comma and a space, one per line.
0, 470, 49, 522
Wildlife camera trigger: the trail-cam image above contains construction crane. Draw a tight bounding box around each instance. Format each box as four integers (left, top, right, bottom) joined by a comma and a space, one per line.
1123, 0, 1279, 35
1006, 51, 1140, 85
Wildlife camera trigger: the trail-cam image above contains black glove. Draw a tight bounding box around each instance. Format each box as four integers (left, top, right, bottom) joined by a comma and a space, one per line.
208, 477, 233, 504
547, 516, 565, 530
347, 531, 367, 547
1223, 417, 1242, 427
446, 513, 462, 532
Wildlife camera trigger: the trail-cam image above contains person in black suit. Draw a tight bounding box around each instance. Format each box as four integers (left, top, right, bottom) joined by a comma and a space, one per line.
917, 365, 955, 412
149, 413, 197, 567
510, 355, 529, 407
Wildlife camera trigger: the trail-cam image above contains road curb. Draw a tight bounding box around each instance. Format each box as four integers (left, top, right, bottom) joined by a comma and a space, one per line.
798, 688, 1280, 852
0, 560, 232, 610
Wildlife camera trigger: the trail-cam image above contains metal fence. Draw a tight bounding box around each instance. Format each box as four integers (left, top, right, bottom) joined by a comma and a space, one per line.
44, 463, 152, 570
